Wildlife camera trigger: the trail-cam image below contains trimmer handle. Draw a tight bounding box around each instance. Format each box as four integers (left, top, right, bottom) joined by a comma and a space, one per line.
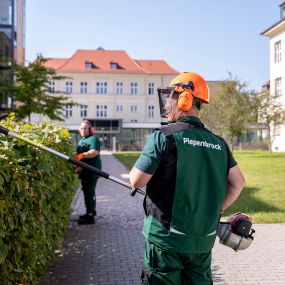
130, 188, 138, 196
130, 187, 145, 196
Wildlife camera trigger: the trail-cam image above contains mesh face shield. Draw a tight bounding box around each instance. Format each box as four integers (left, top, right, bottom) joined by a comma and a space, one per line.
157, 88, 178, 118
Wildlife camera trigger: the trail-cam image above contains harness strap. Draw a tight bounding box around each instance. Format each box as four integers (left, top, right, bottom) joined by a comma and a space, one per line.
159, 121, 206, 137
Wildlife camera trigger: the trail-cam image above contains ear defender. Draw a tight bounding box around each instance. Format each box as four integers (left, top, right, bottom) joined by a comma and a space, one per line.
89, 127, 95, 135
78, 124, 94, 135
177, 91, 193, 112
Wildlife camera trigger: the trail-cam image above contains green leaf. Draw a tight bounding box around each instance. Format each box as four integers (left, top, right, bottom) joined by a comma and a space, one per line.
0, 242, 8, 263
0, 227, 5, 238
8, 216, 14, 230
0, 174, 4, 186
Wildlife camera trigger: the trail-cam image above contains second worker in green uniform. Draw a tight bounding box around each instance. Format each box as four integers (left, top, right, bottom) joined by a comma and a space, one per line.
130, 72, 245, 284
76, 120, 102, 225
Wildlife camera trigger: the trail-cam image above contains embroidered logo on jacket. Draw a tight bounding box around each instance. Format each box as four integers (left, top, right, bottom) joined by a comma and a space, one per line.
183, 138, 222, 150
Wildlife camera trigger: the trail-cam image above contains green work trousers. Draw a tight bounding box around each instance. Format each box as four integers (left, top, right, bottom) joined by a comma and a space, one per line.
81, 176, 98, 216
141, 241, 213, 285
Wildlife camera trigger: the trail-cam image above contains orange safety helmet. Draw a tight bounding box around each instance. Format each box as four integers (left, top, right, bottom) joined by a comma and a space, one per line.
157, 72, 209, 117
170, 72, 209, 112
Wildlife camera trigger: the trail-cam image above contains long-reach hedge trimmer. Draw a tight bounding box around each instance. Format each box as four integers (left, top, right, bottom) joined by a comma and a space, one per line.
0, 114, 255, 251
0, 114, 144, 196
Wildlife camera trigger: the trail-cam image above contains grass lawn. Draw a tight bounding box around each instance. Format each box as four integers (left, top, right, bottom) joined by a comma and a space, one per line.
114, 151, 285, 223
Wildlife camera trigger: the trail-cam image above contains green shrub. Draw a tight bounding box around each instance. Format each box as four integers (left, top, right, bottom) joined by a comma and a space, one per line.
0, 115, 77, 284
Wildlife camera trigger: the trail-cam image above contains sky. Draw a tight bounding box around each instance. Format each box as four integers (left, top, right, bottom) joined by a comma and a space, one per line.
26, 0, 281, 92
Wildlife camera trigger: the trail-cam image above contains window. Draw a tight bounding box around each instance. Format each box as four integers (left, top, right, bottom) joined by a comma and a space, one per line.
96, 82, 108, 94
0, 1, 12, 25
110, 62, 122, 69
130, 82, 138, 95
148, 83, 155, 95
49, 81, 55, 93
80, 82, 88, 94
130, 105, 138, 112
116, 82, 123, 94
281, 6, 285, 20
116, 105, 123, 112
148, 105, 155, 118
4, 45, 9, 57
275, 77, 282, 96
65, 105, 73, 118
111, 62, 118, 69
96, 105, 107, 117
274, 41, 282, 63
65, 81, 73, 94
85, 61, 94, 69
80, 105, 88, 117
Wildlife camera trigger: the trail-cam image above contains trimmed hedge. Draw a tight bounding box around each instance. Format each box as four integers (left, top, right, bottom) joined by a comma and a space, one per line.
0, 115, 77, 284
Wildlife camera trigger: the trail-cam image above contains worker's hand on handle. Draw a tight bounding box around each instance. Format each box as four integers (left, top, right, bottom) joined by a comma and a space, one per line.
75, 166, 83, 174
75, 153, 84, 161
74, 153, 84, 173
130, 187, 138, 196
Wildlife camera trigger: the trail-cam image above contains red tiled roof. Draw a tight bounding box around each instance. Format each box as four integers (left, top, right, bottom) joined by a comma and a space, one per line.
135, 60, 178, 74
45, 58, 68, 69
44, 49, 178, 74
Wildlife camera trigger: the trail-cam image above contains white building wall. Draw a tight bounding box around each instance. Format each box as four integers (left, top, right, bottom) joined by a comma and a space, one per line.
267, 22, 285, 151
34, 72, 175, 131
272, 125, 285, 151
270, 31, 285, 106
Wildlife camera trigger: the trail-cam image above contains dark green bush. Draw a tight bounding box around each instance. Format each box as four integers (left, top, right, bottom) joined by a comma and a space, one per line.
0, 115, 77, 284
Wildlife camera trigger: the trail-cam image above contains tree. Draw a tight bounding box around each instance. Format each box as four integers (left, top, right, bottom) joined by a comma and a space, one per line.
0, 55, 78, 122
201, 74, 254, 150
256, 88, 285, 151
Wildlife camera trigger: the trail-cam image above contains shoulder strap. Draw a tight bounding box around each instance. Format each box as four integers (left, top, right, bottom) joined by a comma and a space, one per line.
159, 121, 206, 137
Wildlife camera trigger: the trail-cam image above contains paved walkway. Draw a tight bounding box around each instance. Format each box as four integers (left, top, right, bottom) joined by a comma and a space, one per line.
39, 153, 285, 285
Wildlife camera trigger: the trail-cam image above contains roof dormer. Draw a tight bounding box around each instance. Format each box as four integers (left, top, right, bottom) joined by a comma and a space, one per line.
85, 61, 98, 69
110, 61, 122, 70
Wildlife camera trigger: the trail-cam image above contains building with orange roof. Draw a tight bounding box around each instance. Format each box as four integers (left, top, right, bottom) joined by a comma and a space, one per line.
31, 48, 178, 150
261, 0, 285, 152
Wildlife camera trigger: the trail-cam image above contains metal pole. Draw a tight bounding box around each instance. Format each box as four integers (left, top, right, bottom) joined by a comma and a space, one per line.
0, 121, 144, 196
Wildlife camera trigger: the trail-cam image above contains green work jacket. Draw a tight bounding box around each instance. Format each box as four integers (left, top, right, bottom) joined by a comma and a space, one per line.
135, 117, 236, 253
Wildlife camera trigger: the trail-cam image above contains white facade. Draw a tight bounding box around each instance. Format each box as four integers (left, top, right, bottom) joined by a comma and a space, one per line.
56, 72, 173, 130
261, 1, 285, 151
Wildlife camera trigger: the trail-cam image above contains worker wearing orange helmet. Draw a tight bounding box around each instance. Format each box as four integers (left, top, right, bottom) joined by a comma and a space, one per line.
130, 72, 245, 284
